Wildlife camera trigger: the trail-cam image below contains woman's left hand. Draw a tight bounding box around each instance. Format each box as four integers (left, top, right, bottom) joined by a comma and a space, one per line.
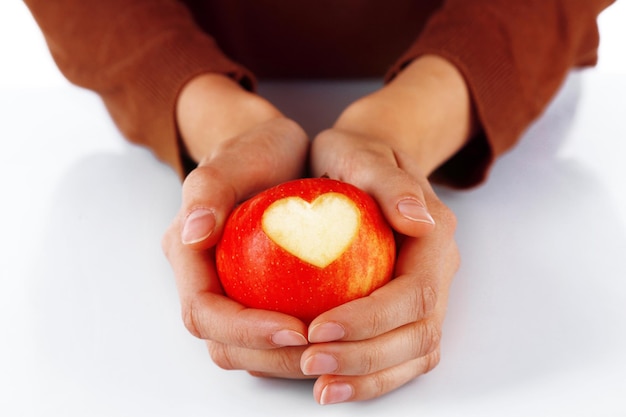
293, 127, 460, 404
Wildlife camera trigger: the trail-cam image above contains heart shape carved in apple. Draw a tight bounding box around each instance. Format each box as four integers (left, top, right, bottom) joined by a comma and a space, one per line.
262, 193, 361, 268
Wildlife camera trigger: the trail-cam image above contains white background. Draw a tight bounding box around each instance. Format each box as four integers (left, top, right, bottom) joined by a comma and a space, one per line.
1, 2, 625, 416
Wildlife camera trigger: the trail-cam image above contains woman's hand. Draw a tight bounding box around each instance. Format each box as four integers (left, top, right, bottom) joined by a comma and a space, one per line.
162, 73, 313, 377
291, 55, 474, 404
299, 129, 459, 403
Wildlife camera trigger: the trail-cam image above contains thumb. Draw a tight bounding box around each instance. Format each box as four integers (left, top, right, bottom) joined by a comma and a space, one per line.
311, 129, 436, 239
330, 143, 436, 238
359, 165, 436, 238
178, 164, 236, 250
179, 118, 308, 250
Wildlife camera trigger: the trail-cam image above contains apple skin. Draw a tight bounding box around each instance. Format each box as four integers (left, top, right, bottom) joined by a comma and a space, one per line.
215, 177, 396, 324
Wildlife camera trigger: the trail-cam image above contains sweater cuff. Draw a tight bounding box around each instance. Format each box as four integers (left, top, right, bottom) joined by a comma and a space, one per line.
101, 31, 255, 180
387, 15, 531, 188
386, 2, 589, 188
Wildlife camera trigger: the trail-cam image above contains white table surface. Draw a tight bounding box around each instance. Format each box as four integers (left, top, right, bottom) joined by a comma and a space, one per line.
2, 3, 625, 416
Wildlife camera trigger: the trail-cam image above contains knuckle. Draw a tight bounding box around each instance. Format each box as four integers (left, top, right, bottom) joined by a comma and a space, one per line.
365, 299, 395, 337
207, 342, 236, 371
423, 349, 441, 374
370, 368, 394, 397
183, 164, 226, 200
362, 345, 385, 375
274, 349, 302, 375
181, 300, 203, 339
325, 135, 391, 182
181, 166, 207, 195
409, 284, 438, 321
412, 320, 441, 358
230, 325, 255, 349
421, 321, 442, 356
183, 161, 241, 209
348, 148, 391, 181
182, 300, 260, 348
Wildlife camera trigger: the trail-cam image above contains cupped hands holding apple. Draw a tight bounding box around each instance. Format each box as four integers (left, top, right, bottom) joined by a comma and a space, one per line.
162, 55, 474, 404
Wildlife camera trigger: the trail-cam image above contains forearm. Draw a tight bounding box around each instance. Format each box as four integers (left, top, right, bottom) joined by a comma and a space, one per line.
25, 0, 255, 178
334, 55, 476, 176
379, 0, 612, 187
176, 73, 284, 163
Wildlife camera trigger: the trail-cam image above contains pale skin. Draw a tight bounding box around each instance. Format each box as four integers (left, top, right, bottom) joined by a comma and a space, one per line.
162, 54, 472, 404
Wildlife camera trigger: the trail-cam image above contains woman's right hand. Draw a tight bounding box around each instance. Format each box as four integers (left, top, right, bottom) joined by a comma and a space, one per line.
162, 73, 313, 376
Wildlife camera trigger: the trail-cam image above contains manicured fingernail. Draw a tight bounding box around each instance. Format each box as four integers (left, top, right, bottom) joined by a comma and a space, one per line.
397, 198, 435, 225
302, 353, 338, 375
320, 383, 354, 405
182, 209, 216, 244
271, 329, 308, 347
308, 322, 345, 343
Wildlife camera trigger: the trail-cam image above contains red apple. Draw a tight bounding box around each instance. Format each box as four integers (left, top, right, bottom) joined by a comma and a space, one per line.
215, 177, 396, 324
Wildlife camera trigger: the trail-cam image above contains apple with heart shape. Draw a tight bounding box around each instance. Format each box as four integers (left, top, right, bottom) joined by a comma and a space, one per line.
216, 177, 396, 323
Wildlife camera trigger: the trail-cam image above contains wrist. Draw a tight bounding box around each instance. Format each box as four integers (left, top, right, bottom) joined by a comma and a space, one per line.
334, 55, 476, 175
176, 73, 283, 162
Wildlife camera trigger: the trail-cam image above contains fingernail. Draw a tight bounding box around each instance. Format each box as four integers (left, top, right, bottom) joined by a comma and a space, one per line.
271, 329, 308, 347
308, 322, 345, 343
302, 353, 338, 375
182, 209, 216, 244
320, 383, 354, 405
397, 198, 435, 225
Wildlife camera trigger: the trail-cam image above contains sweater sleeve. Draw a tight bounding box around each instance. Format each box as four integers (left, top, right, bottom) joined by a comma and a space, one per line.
386, 0, 614, 188
24, 0, 255, 178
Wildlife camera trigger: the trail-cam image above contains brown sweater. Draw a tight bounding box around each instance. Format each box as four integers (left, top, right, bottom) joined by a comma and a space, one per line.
25, 0, 613, 187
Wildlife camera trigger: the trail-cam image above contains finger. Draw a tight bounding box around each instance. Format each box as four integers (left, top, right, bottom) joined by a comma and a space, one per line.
308, 238, 441, 343
307, 191, 459, 343
180, 118, 308, 249
312, 349, 441, 405
307, 274, 438, 344
301, 319, 441, 376
162, 222, 308, 349
207, 341, 311, 378
311, 130, 435, 238
353, 162, 436, 238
